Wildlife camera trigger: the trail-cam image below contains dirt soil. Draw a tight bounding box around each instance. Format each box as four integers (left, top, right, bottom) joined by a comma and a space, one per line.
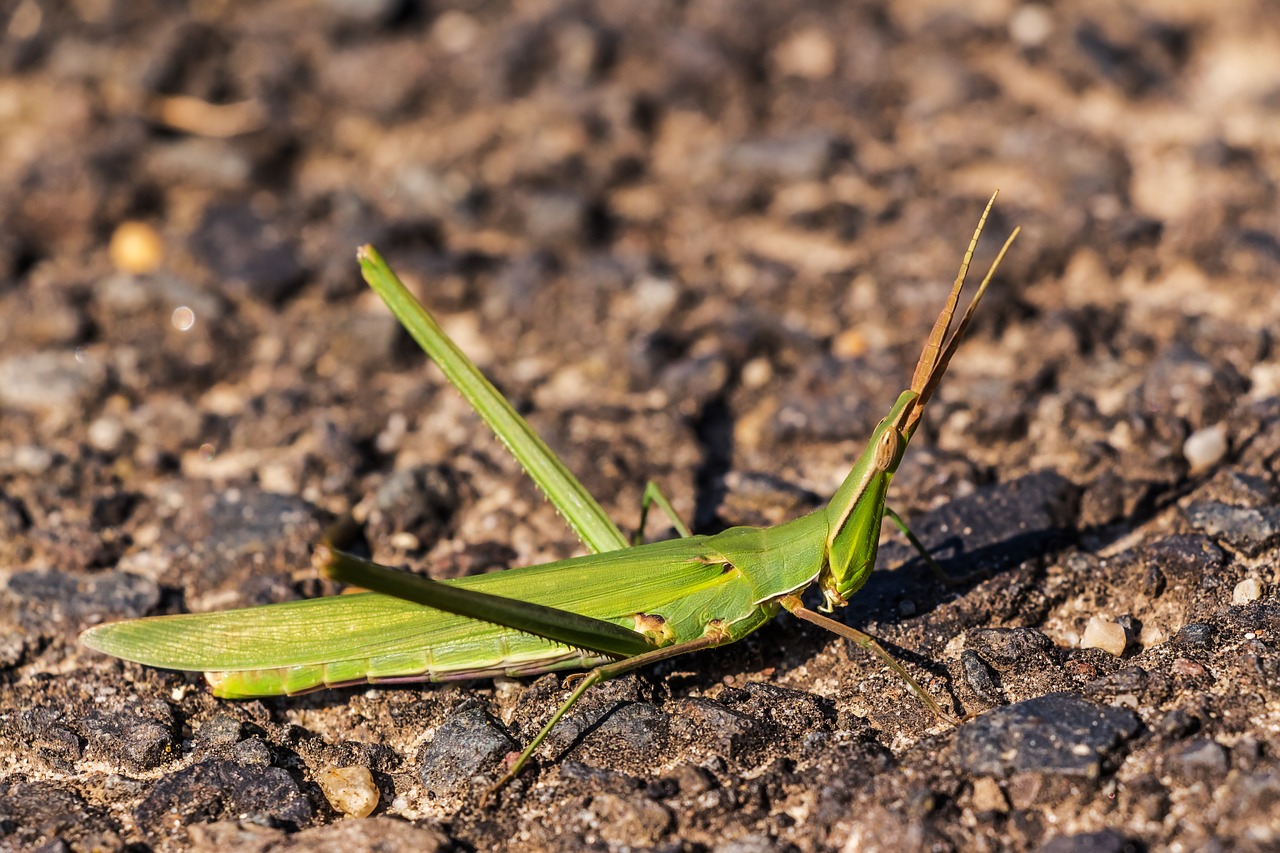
2, 1, 1279, 851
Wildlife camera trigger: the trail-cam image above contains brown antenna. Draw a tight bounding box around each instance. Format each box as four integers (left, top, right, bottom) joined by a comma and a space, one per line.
903, 192, 1020, 438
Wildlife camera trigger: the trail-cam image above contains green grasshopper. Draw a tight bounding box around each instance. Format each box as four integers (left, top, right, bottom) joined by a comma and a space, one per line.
82, 193, 1018, 792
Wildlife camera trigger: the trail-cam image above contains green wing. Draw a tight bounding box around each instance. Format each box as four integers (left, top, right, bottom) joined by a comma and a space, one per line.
81, 536, 736, 691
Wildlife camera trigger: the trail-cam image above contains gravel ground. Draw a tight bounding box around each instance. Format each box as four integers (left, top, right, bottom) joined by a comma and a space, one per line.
2, 1, 1279, 851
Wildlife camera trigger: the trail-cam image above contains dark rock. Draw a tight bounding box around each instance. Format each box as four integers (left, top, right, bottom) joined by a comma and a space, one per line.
1036, 828, 1137, 853
366, 465, 461, 555
1132, 342, 1247, 431
8, 569, 160, 626
417, 705, 516, 798
190, 203, 306, 304
1085, 664, 1167, 708
903, 471, 1080, 577
961, 649, 1003, 703
1100, 666, 1149, 694
954, 693, 1142, 803
1165, 737, 1230, 783
326, 310, 403, 375
139, 483, 322, 601
1203, 470, 1277, 507
1140, 535, 1225, 583
719, 471, 824, 529
183, 820, 285, 850
557, 760, 641, 790
1153, 708, 1199, 740
579, 792, 673, 848
89, 491, 140, 529
723, 132, 845, 180
1141, 562, 1166, 598
318, 40, 432, 118
1174, 623, 1214, 651
321, 0, 406, 26
671, 763, 717, 795
587, 701, 669, 757
660, 352, 731, 410
0, 491, 31, 538
21, 517, 122, 575
0, 780, 124, 851
1079, 469, 1158, 528
233, 737, 275, 766
667, 697, 766, 760
721, 681, 835, 735
1185, 502, 1280, 555
772, 353, 891, 444
307, 738, 400, 776
194, 714, 244, 753
966, 627, 1055, 666
17, 707, 83, 770
539, 677, 654, 756
135, 760, 312, 828
82, 701, 178, 771
644, 775, 680, 800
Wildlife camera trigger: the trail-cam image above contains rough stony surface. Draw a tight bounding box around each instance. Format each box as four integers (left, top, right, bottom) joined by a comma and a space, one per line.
2, 1, 1279, 851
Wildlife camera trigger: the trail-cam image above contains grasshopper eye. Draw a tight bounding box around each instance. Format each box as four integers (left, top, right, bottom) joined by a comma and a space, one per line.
873, 427, 904, 472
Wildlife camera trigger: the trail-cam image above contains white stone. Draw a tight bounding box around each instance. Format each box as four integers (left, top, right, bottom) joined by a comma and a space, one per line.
316, 766, 379, 818
1081, 616, 1127, 656
1182, 423, 1228, 474
1232, 578, 1263, 605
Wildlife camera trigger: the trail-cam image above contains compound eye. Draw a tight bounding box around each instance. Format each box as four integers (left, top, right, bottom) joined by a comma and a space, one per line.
873, 427, 902, 472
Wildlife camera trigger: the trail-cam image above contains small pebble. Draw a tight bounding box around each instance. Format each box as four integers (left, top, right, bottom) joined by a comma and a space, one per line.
970, 776, 1008, 813
631, 274, 678, 320
1232, 578, 1263, 605
831, 328, 868, 359
1175, 623, 1214, 650
194, 714, 243, 750
961, 650, 1002, 704
1172, 658, 1206, 677
1182, 423, 1228, 474
433, 10, 480, 53
772, 27, 837, 80
232, 737, 273, 766
740, 357, 773, 389
109, 221, 165, 275
317, 766, 380, 818
88, 417, 125, 453
1009, 4, 1053, 48
1081, 616, 1128, 657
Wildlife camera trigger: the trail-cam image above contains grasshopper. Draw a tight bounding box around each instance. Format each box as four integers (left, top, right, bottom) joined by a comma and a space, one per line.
82, 193, 1018, 792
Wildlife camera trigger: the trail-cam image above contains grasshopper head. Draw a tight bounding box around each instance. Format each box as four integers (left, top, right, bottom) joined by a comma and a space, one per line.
818, 192, 1019, 612
819, 390, 916, 609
